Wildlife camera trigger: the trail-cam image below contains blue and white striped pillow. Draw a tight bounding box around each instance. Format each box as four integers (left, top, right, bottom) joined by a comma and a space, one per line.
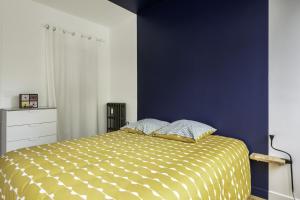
153, 119, 217, 142
121, 118, 169, 135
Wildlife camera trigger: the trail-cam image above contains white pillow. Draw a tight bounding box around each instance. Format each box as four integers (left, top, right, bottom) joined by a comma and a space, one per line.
121, 118, 169, 135
153, 119, 217, 142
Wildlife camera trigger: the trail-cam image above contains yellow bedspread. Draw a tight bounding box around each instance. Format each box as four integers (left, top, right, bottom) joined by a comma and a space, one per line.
0, 131, 251, 200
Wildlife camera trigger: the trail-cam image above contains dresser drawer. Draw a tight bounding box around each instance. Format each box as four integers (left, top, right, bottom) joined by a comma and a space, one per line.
6, 109, 57, 126
7, 122, 57, 142
6, 135, 57, 152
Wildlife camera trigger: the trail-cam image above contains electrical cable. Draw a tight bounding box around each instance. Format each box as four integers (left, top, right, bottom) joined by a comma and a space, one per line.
269, 135, 295, 200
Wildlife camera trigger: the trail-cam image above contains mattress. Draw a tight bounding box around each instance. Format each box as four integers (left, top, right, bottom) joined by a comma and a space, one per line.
0, 131, 251, 200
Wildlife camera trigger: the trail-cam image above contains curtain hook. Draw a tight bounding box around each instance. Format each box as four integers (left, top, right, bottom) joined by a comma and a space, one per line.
52, 27, 56, 32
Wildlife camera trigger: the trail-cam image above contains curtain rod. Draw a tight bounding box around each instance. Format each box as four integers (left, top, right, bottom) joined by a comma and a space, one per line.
43, 24, 105, 43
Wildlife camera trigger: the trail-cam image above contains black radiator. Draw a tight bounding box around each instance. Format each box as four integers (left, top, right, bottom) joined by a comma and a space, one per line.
107, 103, 126, 132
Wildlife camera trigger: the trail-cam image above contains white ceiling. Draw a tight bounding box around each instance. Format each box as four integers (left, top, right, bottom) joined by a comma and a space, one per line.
33, 0, 135, 27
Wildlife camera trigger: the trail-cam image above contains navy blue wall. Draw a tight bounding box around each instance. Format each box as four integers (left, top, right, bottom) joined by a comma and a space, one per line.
138, 0, 269, 198
109, 0, 162, 13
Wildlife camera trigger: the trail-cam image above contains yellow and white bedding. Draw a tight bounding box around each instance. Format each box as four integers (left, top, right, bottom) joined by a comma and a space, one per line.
0, 131, 251, 200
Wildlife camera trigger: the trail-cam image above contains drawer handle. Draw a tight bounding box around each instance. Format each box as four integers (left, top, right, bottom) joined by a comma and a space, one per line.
27, 124, 40, 128
28, 138, 38, 142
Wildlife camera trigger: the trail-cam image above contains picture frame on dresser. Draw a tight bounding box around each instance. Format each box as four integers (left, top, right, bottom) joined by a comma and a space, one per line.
0, 108, 57, 155
19, 94, 39, 109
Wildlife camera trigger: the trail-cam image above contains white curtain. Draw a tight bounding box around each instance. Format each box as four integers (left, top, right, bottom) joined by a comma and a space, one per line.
44, 28, 100, 141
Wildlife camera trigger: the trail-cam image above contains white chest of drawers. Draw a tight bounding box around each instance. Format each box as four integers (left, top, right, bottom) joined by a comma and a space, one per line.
0, 108, 57, 155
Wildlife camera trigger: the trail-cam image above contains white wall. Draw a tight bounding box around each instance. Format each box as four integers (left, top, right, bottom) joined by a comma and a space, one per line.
269, 0, 300, 199
110, 16, 137, 123
0, 0, 111, 132
0, 0, 4, 107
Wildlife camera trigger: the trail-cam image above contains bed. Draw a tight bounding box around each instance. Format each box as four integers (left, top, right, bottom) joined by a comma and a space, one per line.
0, 131, 251, 200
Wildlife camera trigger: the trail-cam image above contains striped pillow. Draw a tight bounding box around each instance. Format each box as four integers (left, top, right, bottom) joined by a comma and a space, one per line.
121, 119, 169, 135
153, 119, 216, 142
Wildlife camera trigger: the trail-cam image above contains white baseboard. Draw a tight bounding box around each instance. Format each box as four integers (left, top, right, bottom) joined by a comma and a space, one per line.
269, 191, 299, 200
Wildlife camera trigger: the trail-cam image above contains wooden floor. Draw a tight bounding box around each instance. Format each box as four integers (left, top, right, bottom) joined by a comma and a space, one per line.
248, 195, 265, 200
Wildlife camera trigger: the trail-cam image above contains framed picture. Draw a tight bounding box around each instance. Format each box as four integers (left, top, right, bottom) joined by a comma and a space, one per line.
19, 94, 38, 109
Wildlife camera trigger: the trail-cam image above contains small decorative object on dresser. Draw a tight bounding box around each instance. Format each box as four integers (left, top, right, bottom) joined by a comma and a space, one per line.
107, 103, 126, 132
19, 94, 38, 108
0, 108, 57, 155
